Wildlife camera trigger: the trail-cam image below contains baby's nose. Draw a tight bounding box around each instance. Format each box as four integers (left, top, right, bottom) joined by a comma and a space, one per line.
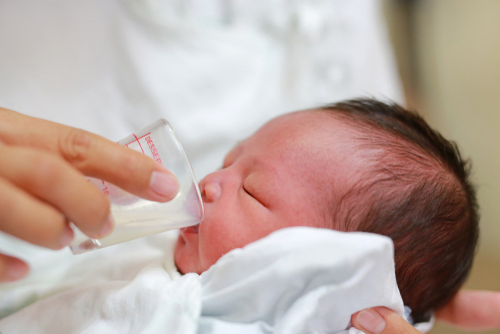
203, 182, 221, 202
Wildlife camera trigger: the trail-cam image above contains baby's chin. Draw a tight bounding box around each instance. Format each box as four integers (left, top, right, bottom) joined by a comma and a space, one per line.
174, 233, 204, 275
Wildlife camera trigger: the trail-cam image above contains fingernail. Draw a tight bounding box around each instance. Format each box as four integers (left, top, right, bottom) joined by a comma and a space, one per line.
357, 309, 386, 334
149, 171, 179, 200
60, 225, 74, 247
98, 214, 115, 238
7, 260, 29, 281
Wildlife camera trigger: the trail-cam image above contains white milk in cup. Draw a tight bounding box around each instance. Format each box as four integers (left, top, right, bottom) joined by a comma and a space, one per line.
70, 119, 204, 254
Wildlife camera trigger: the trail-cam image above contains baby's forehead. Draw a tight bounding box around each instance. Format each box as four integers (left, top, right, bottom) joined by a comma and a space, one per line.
247, 111, 368, 191
251, 111, 362, 156
228, 111, 364, 169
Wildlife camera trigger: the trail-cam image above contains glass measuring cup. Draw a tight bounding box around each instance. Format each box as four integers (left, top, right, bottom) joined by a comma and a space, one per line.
70, 119, 204, 254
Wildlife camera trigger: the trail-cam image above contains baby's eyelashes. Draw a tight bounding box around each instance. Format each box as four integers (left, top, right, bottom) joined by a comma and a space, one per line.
243, 185, 268, 208
243, 186, 254, 199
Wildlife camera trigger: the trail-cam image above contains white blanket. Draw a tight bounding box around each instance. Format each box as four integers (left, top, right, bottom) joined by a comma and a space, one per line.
0, 227, 430, 333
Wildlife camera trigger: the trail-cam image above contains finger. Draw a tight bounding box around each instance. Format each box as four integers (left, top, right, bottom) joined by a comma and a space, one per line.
0, 108, 179, 202
351, 307, 421, 334
436, 290, 500, 330
0, 176, 73, 249
0, 254, 29, 282
0, 146, 113, 239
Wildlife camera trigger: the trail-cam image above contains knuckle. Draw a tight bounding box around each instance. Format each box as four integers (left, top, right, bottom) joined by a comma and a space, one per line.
28, 154, 63, 189
116, 149, 152, 187
59, 129, 95, 167
120, 149, 144, 174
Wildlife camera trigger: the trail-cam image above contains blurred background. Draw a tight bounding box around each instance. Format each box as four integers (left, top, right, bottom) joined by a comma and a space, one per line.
383, 1, 500, 333
0, 1, 497, 332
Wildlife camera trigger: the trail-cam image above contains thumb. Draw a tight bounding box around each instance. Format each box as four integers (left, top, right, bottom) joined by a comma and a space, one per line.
351, 307, 422, 334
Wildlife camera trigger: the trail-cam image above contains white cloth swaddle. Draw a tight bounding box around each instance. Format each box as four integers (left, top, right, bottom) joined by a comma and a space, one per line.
0, 227, 432, 334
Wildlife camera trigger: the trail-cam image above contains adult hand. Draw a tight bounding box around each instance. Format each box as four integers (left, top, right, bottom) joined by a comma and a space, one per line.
436, 290, 500, 330
0, 107, 179, 282
351, 290, 500, 333
351, 307, 421, 334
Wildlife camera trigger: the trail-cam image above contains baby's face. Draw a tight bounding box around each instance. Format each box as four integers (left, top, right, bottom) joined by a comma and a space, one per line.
174, 111, 364, 274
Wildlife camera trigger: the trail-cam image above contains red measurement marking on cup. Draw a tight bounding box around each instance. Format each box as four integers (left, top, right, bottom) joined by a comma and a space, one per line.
132, 134, 145, 154
145, 136, 162, 164
101, 180, 110, 196
123, 132, 152, 147
123, 132, 161, 164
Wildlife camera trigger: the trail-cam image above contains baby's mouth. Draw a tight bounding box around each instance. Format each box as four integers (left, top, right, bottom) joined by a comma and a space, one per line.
180, 224, 199, 234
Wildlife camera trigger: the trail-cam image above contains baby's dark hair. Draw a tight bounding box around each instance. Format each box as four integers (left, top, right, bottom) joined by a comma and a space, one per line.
320, 99, 479, 323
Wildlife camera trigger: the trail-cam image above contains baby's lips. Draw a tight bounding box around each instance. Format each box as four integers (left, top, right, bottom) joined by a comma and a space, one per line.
181, 224, 199, 235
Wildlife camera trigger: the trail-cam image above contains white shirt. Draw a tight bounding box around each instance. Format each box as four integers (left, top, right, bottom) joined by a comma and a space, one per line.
0, 0, 402, 178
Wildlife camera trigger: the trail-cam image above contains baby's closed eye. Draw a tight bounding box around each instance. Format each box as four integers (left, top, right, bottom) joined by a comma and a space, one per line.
243, 181, 269, 208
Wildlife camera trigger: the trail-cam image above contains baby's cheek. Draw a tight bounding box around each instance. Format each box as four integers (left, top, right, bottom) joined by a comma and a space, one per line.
198, 226, 252, 272
198, 210, 276, 272
199, 232, 233, 271
174, 235, 202, 274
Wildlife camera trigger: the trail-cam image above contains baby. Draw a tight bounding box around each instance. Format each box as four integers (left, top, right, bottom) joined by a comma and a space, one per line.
174, 98, 479, 323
